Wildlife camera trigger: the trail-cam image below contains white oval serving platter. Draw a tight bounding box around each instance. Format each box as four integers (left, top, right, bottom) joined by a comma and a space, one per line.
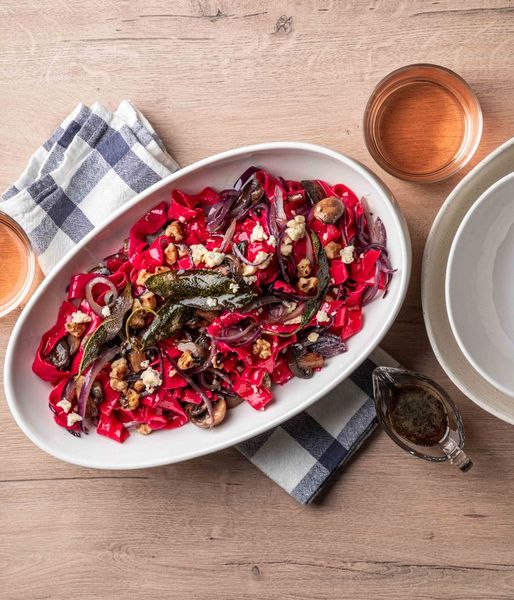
4, 142, 411, 469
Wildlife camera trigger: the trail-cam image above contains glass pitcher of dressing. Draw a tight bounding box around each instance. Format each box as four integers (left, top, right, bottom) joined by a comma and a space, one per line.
373, 366, 473, 472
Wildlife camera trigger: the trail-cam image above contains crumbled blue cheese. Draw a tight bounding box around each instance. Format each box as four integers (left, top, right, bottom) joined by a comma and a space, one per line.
243, 275, 257, 284
340, 245, 355, 264
67, 412, 83, 427
190, 244, 207, 266
255, 251, 271, 269
141, 366, 162, 392
307, 332, 319, 343
316, 309, 331, 323
250, 222, 268, 242
268, 235, 277, 247
69, 310, 91, 324
229, 282, 239, 293
101, 305, 111, 318
204, 249, 225, 268
178, 216, 186, 223
285, 215, 306, 241
242, 264, 257, 276
140, 359, 149, 369
206, 297, 218, 307
56, 399, 72, 413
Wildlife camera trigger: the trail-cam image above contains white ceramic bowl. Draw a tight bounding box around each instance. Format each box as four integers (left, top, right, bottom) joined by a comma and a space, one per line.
446, 171, 514, 397
4, 142, 411, 469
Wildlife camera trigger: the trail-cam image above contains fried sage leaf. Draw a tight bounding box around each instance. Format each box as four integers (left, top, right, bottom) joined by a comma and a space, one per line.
146, 270, 255, 310
79, 285, 133, 373
141, 300, 192, 347
299, 231, 330, 329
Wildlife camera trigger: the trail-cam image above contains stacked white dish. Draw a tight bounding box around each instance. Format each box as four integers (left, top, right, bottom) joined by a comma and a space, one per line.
422, 137, 514, 424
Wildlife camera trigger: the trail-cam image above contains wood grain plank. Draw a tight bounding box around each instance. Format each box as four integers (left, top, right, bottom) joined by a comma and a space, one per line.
1, 1, 514, 599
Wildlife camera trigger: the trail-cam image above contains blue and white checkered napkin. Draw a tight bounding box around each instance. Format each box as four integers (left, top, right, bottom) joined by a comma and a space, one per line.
1, 102, 398, 503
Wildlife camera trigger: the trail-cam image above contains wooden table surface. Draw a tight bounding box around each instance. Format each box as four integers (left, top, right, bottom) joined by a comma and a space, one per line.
1, 2, 514, 599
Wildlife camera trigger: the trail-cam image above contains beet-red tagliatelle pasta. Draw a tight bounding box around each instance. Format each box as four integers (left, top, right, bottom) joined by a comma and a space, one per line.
33, 167, 393, 443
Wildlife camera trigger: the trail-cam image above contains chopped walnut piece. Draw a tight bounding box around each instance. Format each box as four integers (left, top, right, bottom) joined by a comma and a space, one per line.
136, 269, 152, 286
120, 388, 139, 411
140, 291, 156, 310
136, 423, 152, 435
297, 277, 318, 294
109, 378, 128, 393
64, 321, 88, 338
178, 350, 194, 370
252, 338, 272, 359
109, 358, 128, 380
297, 258, 312, 278
129, 299, 146, 329
133, 380, 145, 393
164, 242, 178, 266
324, 240, 342, 259
165, 220, 184, 242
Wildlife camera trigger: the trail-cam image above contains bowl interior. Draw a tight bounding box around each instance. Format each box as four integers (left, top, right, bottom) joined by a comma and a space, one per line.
447, 171, 514, 397
4, 143, 410, 469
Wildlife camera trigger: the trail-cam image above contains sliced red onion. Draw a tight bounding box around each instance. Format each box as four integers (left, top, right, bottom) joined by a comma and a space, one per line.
198, 371, 221, 391
305, 333, 347, 357
272, 287, 311, 302
273, 185, 287, 226
85, 276, 118, 316
212, 320, 261, 346
232, 243, 269, 267
361, 242, 388, 254
188, 339, 217, 374
304, 229, 314, 266
362, 263, 382, 306
208, 368, 232, 387
241, 295, 283, 312
63, 376, 77, 403
77, 347, 118, 425
338, 212, 349, 248
233, 166, 260, 191
280, 302, 305, 324
164, 352, 214, 427
220, 218, 237, 252
231, 200, 266, 223
275, 229, 293, 283
372, 217, 387, 246
207, 200, 231, 232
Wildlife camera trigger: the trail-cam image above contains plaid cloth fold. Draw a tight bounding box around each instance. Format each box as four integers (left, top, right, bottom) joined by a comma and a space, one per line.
1, 102, 396, 503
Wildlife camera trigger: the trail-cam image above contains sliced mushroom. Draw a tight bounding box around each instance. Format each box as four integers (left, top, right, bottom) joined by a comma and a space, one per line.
224, 394, 245, 409
47, 338, 71, 371
66, 333, 81, 356
85, 381, 103, 418
128, 347, 147, 373
186, 397, 227, 429
312, 196, 345, 224
287, 344, 325, 379
297, 352, 324, 371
